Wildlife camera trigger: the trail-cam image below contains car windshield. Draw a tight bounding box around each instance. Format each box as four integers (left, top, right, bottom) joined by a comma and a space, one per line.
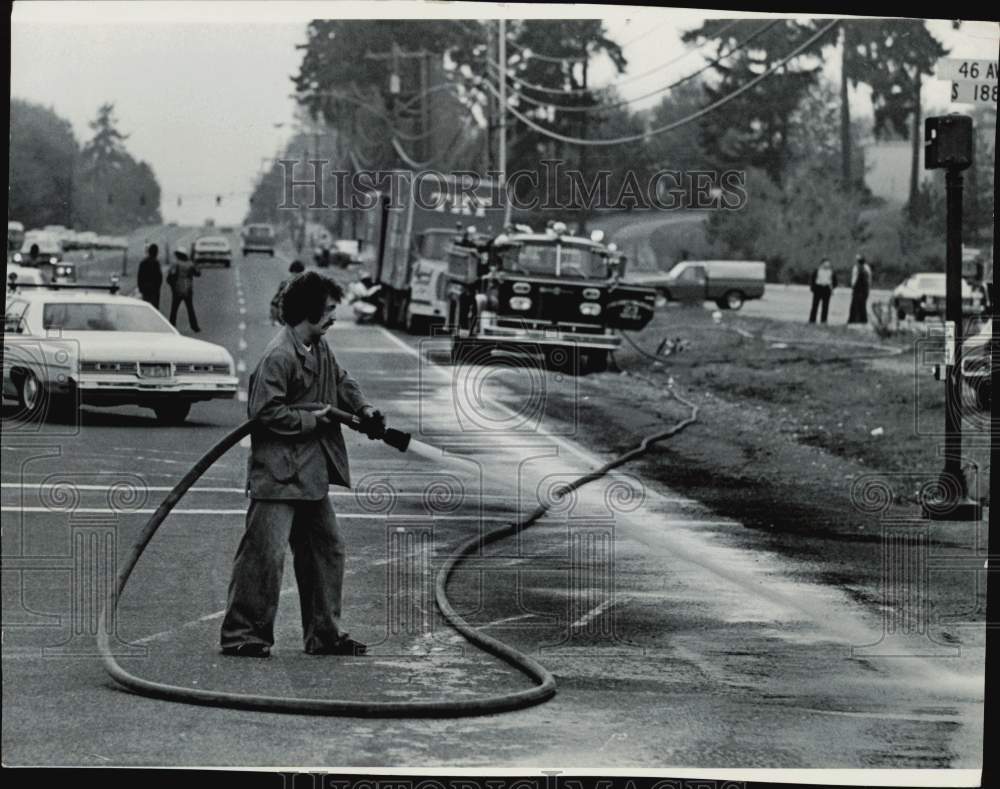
914, 275, 945, 290
197, 237, 228, 248
247, 226, 273, 238
504, 243, 608, 278
43, 302, 175, 333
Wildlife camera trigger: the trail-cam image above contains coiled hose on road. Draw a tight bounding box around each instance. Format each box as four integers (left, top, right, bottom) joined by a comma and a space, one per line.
99, 393, 699, 717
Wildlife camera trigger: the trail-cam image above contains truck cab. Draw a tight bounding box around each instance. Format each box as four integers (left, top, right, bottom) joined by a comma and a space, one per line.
447, 223, 657, 373
404, 228, 458, 333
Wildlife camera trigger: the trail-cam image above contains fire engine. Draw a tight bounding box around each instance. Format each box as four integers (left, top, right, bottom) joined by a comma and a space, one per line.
445, 222, 658, 374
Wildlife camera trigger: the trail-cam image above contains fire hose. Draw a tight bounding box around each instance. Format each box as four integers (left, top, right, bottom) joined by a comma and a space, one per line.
99, 396, 698, 717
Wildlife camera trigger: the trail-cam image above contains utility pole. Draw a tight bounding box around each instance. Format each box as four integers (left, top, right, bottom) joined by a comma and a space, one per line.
364, 44, 431, 168
485, 23, 496, 175
577, 46, 589, 235
498, 18, 510, 224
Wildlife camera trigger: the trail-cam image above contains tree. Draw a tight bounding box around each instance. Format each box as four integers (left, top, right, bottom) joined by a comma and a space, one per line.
830, 20, 946, 205
681, 19, 833, 184
9, 99, 79, 228
75, 103, 161, 232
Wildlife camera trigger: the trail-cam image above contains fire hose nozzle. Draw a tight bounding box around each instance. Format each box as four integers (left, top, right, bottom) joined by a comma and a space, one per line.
291, 403, 411, 453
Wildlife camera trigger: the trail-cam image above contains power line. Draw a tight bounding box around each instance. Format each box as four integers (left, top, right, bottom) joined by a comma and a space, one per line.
479, 19, 839, 147
498, 17, 747, 96
489, 19, 781, 115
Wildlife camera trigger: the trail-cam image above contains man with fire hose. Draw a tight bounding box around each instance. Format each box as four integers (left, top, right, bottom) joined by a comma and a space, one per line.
220, 272, 386, 658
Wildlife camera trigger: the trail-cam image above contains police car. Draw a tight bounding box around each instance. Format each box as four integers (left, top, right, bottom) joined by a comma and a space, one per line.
3, 279, 238, 424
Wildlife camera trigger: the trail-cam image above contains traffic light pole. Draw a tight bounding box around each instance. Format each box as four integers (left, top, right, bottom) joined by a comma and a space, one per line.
923, 114, 981, 521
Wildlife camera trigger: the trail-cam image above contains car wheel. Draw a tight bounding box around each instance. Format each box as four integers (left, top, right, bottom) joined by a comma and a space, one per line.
15, 369, 43, 417
723, 290, 745, 310
405, 311, 426, 335
242, 249, 247, 257
154, 401, 191, 425
915, 305, 926, 322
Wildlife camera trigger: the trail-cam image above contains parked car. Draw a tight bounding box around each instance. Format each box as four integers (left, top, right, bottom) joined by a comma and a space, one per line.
627, 260, 766, 310
242, 223, 276, 257
960, 318, 992, 412
3, 282, 238, 424
191, 235, 233, 267
12, 232, 76, 284
892, 273, 983, 321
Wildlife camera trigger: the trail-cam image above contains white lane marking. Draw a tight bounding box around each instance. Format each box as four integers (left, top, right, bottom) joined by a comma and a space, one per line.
0, 482, 556, 501
238, 321, 246, 331
2, 507, 519, 520
569, 596, 633, 630
237, 390, 248, 402
238, 338, 248, 351
238, 307, 246, 315
236, 360, 247, 373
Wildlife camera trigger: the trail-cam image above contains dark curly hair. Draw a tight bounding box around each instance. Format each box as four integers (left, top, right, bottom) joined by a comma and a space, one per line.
281, 271, 344, 325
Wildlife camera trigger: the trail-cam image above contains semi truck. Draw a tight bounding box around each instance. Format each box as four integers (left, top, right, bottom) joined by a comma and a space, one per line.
444, 222, 658, 374
356, 172, 507, 329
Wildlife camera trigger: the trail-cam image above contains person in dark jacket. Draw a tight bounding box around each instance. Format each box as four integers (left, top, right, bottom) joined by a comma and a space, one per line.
808, 258, 837, 323
847, 254, 872, 324
220, 272, 386, 658
166, 249, 201, 332
137, 243, 163, 309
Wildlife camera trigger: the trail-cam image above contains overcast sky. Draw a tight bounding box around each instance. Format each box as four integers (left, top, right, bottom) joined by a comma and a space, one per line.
10, 2, 998, 226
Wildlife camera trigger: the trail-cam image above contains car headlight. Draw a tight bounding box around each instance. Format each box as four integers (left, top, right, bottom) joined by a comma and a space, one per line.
509, 297, 532, 311
50, 256, 59, 264
579, 302, 602, 316
13, 253, 22, 262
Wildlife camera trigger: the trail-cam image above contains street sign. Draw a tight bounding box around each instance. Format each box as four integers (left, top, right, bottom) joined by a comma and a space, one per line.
950, 80, 999, 104
935, 58, 999, 83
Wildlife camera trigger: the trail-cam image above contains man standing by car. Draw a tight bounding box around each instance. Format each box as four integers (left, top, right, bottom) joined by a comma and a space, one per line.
220, 271, 386, 658
167, 248, 201, 333
808, 258, 837, 324
847, 254, 872, 324
137, 243, 163, 310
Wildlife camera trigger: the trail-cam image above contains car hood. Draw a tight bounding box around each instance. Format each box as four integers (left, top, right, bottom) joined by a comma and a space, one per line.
894, 280, 977, 298
57, 332, 234, 364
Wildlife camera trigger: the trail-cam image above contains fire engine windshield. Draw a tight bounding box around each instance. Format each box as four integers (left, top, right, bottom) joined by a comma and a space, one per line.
505, 243, 608, 279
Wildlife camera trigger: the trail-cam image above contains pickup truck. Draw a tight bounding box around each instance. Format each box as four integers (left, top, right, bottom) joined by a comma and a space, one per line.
627, 260, 766, 310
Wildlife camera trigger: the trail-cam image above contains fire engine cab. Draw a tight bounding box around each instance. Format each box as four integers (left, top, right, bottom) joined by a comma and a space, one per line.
446, 222, 658, 374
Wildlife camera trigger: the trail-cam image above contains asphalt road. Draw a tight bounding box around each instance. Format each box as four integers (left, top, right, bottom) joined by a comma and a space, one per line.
1, 228, 984, 769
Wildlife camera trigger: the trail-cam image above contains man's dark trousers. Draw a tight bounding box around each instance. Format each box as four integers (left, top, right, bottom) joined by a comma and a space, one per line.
141, 291, 160, 310
809, 286, 831, 323
220, 497, 345, 651
169, 292, 200, 331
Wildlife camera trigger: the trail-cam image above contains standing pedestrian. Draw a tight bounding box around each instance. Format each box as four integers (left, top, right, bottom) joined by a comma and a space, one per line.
270, 259, 305, 326
220, 271, 386, 658
847, 254, 872, 324
808, 258, 837, 323
137, 243, 163, 310
167, 248, 201, 333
